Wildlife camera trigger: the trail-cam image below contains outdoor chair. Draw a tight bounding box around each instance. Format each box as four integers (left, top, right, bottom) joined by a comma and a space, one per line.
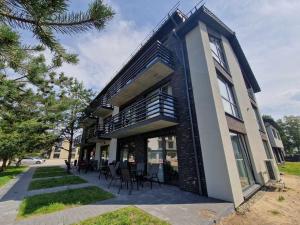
108, 164, 121, 189
119, 168, 137, 194
144, 164, 161, 189
136, 162, 145, 187
98, 160, 109, 180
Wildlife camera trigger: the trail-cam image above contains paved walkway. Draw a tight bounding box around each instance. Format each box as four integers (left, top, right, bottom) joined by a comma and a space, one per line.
0, 167, 34, 225
0, 166, 234, 225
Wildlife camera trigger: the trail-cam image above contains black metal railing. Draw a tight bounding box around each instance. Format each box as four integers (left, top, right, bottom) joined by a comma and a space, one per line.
93, 95, 113, 110
106, 41, 174, 99
103, 92, 177, 134
86, 124, 107, 141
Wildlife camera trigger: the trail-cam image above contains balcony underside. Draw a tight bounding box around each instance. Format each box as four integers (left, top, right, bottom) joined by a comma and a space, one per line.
79, 118, 96, 128
93, 106, 113, 117
110, 59, 174, 106
103, 116, 178, 138
87, 136, 110, 143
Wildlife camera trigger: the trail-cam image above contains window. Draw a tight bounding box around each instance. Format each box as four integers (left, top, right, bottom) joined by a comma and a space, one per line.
263, 141, 273, 159
277, 131, 281, 140
209, 35, 227, 69
53, 153, 60, 159
230, 132, 255, 190
272, 128, 278, 138
217, 77, 240, 118
253, 106, 264, 131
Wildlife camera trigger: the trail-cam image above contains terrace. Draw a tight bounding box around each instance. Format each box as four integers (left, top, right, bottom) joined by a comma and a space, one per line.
102, 92, 178, 138
107, 41, 175, 107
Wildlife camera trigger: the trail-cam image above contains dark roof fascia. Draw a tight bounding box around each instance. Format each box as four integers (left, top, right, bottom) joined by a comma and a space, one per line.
89, 11, 185, 108
176, 6, 261, 93
263, 118, 280, 130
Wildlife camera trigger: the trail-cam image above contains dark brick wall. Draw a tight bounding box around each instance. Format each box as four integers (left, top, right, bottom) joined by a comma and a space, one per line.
114, 35, 206, 195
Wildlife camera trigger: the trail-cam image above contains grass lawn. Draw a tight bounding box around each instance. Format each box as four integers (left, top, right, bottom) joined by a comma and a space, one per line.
18, 186, 114, 218
0, 166, 27, 188
34, 166, 65, 173
73, 206, 170, 225
32, 166, 70, 179
279, 162, 300, 176
28, 175, 87, 190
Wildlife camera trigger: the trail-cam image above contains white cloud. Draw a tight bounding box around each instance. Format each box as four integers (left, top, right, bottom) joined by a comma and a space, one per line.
58, 0, 299, 119
60, 12, 150, 91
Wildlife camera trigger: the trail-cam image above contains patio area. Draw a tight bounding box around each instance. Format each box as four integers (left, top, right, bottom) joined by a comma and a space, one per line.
0, 164, 234, 225
71, 169, 235, 225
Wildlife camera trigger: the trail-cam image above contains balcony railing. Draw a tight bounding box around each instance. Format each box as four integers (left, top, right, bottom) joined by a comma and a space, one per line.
86, 125, 108, 142
92, 95, 113, 117
106, 41, 174, 104
103, 92, 177, 136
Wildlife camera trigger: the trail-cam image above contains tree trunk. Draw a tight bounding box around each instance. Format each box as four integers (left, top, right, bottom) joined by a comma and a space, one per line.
67, 123, 74, 173
1, 158, 8, 171
16, 158, 23, 167
7, 159, 12, 167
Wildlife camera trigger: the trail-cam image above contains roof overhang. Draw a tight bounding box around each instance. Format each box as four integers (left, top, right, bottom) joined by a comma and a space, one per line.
177, 6, 261, 93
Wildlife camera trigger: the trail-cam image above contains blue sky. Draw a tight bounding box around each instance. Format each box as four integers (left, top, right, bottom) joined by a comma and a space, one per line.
24, 0, 300, 119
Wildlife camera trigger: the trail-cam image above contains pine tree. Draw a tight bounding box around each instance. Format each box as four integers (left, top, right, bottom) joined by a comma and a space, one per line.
56, 79, 94, 172
0, 1, 114, 170
0, 0, 114, 60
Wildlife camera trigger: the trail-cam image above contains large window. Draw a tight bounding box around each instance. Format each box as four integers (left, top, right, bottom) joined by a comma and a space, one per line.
230, 132, 255, 190
147, 135, 178, 185
253, 106, 264, 131
217, 77, 240, 118
209, 35, 227, 69
263, 140, 273, 159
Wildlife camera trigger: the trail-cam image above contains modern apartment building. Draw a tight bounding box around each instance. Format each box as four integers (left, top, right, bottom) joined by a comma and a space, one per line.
49, 138, 80, 160
263, 118, 285, 163
79, 5, 279, 207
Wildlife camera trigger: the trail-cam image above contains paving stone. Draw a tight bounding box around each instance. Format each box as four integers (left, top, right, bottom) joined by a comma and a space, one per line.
0, 167, 234, 225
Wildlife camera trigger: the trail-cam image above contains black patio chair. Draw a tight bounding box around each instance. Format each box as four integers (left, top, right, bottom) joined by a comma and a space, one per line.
107, 164, 121, 189
145, 164, 161, 189
119, 168, 137, 194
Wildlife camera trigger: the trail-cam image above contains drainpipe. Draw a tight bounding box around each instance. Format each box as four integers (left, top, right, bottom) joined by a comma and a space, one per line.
169, 15, 205, 195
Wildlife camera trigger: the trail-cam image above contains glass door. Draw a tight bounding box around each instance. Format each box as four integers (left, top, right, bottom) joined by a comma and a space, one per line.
147, 135, 178, 185
100, 145, 109, 166
147, 137, 164, 182
230, 132, 255, 190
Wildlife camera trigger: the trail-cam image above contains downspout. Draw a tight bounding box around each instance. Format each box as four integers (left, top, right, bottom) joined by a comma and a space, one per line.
170, 15, 206, 195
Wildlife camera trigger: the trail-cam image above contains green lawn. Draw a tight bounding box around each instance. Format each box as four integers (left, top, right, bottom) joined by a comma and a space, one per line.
279, 162, 300, 176
0, 166, 27, 188
34, 166, 65, 173
73, 206, 170, 225
32, 166, 70, 178
28, 175, 87, 190
18, 186, 114, 218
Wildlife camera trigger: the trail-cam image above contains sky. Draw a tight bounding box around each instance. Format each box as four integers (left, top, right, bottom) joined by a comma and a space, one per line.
24, 0, 300, 119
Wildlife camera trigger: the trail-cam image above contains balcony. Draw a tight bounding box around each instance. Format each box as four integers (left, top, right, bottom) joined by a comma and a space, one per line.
92, 96, 113, 117
79, 115, 97, 128
86, 125, 110, 143
107, 41, 175, 106
102, 93, 178, 138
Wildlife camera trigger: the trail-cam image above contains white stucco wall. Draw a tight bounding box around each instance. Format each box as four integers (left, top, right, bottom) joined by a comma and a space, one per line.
185, 21, 244, 206
108, 107, 119, 162
220, 36, 276, 184
265, 125, 284, 149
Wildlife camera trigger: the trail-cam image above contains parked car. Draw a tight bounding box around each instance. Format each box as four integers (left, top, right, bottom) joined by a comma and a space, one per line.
21, 157, 46, 165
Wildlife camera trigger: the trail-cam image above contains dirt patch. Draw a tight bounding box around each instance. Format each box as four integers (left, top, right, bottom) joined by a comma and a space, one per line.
218, 175, 300, 225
